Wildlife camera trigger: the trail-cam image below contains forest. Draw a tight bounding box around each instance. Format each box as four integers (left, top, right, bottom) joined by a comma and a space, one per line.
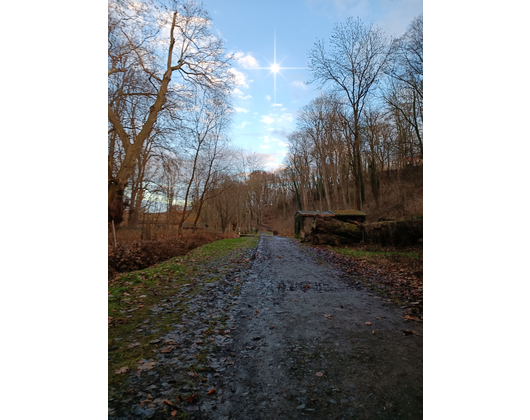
108, 0, 422, 244
107, 1, 424, 417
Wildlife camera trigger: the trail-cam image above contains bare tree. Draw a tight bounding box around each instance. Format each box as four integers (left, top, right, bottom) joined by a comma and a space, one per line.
308, 17, 391, 210
176, 88, 232, 232
108, 0, 234, 224
385, 14, 423, 157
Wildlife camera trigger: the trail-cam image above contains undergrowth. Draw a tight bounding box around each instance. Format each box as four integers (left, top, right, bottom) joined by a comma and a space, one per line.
108, 236, 259, 392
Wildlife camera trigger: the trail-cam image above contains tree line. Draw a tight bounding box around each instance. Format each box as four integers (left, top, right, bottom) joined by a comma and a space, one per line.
108, 0, 423, 235
284, 14, 423, 220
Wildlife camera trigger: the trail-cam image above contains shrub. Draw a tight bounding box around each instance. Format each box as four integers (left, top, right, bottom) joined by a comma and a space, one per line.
108, 231, 234, 278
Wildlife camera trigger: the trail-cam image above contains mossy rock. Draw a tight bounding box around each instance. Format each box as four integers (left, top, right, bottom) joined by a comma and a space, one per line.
312, 216, 362, 242
363, 219, 422, 246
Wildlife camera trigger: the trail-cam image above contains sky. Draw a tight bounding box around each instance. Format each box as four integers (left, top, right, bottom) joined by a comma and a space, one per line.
201, 0, 423, 170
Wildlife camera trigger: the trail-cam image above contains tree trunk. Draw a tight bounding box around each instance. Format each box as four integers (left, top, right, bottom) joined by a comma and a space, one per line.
108, 179, 126, 225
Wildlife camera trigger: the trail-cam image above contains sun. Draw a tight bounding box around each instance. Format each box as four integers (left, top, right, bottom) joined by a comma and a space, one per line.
271, 63, 280, 73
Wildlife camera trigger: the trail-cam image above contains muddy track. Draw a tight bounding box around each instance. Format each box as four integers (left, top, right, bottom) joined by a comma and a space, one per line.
109, 234, 422, 419
208, 234, 423, 419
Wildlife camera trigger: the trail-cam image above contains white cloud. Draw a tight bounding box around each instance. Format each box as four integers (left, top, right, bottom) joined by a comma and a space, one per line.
232, 88, 251, 100
259, 144, 271, 150
266, 127, 274, 131
272, 103, 283, 107
281, 113, 294, 122
234, 107, 249, 113
281, 108, 287, 111
291, 80, 308, 90
264, 137, 270, 143
253, 152, 287, 170
234, 52, 260, 69
278, 141, 288, 147
265, 95, 271, 101
261, 115, 274, 124
229, 68, 249, 89
236, 121, 251, 129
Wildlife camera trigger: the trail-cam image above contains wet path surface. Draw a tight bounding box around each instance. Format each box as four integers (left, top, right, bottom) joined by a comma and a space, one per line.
212, 235, 423, 419
109, 234, 422, 419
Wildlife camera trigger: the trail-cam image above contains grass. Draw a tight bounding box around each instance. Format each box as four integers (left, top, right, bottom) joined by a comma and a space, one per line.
301, 243, 422, 272
108, 236, 259, 394
332, 244, 423, 279
313, 243, 423, 315
332, 247, 422, 261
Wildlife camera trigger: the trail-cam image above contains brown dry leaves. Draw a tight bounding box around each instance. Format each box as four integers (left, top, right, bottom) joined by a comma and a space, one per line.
311, 246, 423, 317
114, 366, 129, 374
137, 361, 156, 373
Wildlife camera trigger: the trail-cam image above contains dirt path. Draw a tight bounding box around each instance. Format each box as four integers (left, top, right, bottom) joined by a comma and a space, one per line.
109, 234, 422, 419
210, 234, 423, 419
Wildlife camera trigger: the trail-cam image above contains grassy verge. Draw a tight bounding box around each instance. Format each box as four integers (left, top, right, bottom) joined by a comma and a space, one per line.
331, 245, 423, 276
305, 243, 423, 317
108, 236, 259, 393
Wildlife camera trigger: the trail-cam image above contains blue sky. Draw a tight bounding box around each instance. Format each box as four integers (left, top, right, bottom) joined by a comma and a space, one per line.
201, 0, 423, 169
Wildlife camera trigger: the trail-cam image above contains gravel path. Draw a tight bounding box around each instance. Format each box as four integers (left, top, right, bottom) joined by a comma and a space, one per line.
110, 234, 422, 419
212, 234, 423, 419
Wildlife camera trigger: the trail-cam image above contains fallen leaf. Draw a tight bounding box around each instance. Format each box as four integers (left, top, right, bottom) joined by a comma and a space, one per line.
365, 322, 372, 325
372, 330, 375, 334
207, 388, 216, 394
150, 339, 161, 344
316, 372, 323, 377
376, 317, 381, 320
164, 400, 173, 406
270, 325, 274, 329
137, 362, 155, 372
324, 314, 332, 319
171, 410, 177, 416
115, 366, 129, 374
305, 284, 310, 288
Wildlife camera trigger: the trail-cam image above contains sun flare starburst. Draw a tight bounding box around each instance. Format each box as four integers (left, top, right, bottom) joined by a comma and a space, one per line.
235, 31, 306, 102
